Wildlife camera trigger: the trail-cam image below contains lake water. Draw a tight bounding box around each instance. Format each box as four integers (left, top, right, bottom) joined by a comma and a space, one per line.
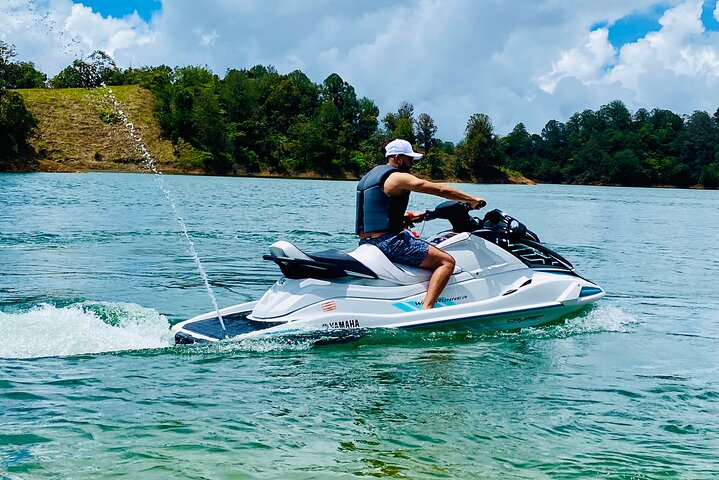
1, 172, 717, 478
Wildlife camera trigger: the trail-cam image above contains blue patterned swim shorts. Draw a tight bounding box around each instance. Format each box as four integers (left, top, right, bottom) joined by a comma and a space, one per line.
360, 231, 430, 267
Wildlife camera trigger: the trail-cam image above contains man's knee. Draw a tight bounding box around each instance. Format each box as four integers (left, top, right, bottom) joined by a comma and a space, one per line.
440, 253, 455, 270
447, 253, 456, 267
421, 247, 454, 271
432, 245, 454, 265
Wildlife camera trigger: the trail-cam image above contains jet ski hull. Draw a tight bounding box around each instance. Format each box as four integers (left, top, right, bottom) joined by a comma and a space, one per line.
172, 273, 604, 344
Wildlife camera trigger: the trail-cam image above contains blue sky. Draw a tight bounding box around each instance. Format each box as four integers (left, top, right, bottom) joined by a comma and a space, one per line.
595, 2, 719, 48
3, 0, 719, 139
77, 0, 161, 21
701, 0, 719, 30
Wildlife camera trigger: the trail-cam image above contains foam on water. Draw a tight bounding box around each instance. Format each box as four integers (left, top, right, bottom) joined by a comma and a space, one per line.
519, 304, 639, 339
0, 302, 174, 359
193, 337, 317, 355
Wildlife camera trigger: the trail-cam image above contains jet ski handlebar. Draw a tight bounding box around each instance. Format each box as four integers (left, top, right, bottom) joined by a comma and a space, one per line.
405, 201, 540, 241
404, 201, 484, 229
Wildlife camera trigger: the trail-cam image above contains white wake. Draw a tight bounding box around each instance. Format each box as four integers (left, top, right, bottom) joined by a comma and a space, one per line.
0, 302, 174, 359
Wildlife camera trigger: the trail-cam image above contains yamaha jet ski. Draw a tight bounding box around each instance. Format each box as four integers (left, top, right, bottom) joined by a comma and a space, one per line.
173, 202, 604, 344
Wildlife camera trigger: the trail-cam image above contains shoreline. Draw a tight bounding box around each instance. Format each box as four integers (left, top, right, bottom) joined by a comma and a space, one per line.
2, 164, 712, 190
12, 158, 533, 185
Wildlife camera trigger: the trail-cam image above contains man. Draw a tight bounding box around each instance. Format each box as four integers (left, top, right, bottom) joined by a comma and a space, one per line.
356, 139, 485, 309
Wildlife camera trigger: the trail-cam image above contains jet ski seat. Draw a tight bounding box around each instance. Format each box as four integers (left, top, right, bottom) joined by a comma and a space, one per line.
348, 244, 461, 285
265, 241, 378, 280
265, 241, 459, 285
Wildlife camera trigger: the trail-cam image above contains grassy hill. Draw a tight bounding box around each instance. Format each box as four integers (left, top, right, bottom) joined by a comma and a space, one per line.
15, 85, 199, 173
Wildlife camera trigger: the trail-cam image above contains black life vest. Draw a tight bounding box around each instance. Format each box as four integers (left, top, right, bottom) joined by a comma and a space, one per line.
355, 165, 410, 234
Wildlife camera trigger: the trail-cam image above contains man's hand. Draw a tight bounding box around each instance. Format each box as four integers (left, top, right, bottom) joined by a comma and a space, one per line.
468, 198, 486, 210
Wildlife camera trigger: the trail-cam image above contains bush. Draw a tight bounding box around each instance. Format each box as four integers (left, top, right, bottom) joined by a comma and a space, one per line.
98, 108, 121, 124
0, 89, 38, 169
699, 164, 719, 189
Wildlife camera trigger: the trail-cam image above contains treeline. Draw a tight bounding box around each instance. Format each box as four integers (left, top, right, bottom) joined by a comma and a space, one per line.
132, 65, 384, 176
47, 51, 467, 178
1, 43, 718, 188
502, 101, 719, 188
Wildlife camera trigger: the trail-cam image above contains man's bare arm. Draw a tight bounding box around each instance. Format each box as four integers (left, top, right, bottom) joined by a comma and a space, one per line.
384, 172, 484, 207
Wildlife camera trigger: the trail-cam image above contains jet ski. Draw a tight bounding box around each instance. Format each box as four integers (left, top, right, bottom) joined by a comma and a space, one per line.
173, 202, 604, 344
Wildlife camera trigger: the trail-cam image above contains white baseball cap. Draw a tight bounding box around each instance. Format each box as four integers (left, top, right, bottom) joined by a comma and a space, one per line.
385, 139, 423, 160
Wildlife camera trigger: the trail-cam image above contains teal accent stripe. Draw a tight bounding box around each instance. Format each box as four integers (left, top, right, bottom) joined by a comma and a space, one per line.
394, 298, 458, 311
393, 302, 419, 312
435, 300, 456, 308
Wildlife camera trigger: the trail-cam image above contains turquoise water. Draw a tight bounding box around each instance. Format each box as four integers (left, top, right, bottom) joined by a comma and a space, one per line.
1, 172, 717, 478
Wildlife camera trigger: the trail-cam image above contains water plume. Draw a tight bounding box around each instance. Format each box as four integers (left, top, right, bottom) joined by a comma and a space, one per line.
14, 3, 228, 336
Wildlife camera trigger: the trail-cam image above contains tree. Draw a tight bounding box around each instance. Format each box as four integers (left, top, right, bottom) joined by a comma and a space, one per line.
357, 97, 379, 141
394, 117, 414, 142
676, 110, 719, 185
0, 41, 46, 88
459, 113, 504, 178
698, 163, 719, 189
265, 70, 318, 131
50, 51, 122, 88
123, 65, 173, 90
0, 40, 17, 88
191, 87, 225, 154
320, 73, 359, 125
397, 101, 414, 120
396, 101, 416, 144
415, 113, 437, 155
88, 50, 123, 85
502, 122, 534, 174
382, 111, 398, 135
0, 89, 38, 169
382, 101, 417, 143
598, 99, 632, 132
3, 61, 46, 88
220, 69, 258, 122
310, 100, 343, 173
603, 148, 646, 185
0, 42, 38, 169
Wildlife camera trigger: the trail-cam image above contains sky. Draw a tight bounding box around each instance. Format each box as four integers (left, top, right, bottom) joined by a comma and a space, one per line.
2, 0, 719, 141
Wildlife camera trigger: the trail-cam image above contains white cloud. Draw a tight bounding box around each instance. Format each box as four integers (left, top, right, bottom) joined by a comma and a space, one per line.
537, 28, 617, 94
1, 0, 153, 71
2, 0, 719, 140
607, 1, 719, 112
64, 3, 153, 57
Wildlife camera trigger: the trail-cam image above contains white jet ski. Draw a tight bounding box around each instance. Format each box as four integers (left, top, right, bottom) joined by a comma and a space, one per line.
173, 202, 604, 344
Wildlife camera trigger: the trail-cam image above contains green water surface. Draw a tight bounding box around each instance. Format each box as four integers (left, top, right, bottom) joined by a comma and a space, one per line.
1, 173, 717, 479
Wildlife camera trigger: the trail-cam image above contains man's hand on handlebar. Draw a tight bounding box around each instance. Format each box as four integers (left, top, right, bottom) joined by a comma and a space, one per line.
403, 211, 426, 227
467, 198, 486, 210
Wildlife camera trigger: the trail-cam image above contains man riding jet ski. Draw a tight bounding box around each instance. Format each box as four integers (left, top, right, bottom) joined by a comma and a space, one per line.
172, 141, 605, 344
357, 139, 485, 310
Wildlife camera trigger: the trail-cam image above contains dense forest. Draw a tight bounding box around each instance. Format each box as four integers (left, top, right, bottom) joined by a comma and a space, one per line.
1, 43, 718, 188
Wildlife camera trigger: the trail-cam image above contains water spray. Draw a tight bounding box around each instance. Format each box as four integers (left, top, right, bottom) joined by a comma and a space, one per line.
102, 86, 228, 338
12, 2, 228, 337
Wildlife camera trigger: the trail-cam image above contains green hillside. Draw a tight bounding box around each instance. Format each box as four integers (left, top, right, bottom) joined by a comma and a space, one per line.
15, 85, 199, 173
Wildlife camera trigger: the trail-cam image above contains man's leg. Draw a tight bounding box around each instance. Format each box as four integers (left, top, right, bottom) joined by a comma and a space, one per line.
418, 245, 455, 309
